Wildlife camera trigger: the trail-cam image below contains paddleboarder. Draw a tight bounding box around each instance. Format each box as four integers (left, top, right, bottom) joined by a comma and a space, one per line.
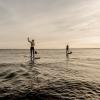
27, 37, 35, 62
66, 44, 72, 58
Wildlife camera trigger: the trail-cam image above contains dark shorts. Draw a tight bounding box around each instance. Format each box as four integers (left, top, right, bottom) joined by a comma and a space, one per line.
30, 47, 34, 50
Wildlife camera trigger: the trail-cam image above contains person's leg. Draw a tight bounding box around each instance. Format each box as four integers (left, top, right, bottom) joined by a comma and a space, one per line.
66, 50, 69, 59
30, 47, 32, 61
32, 47, 35, 63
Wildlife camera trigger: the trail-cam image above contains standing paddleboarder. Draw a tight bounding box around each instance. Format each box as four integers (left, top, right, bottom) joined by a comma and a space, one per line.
66, 44, 72, 58
27, 37, 35, 62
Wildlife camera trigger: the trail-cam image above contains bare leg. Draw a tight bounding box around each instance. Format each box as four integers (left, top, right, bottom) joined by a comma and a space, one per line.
66, 51, 69, 59
66, 53, 69, 59
30, 48, 32, 61
32, 48, 35, 63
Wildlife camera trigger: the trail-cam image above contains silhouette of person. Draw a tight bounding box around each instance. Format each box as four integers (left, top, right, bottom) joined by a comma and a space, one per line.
27, 37, 35, 61
66, 44, 69, 58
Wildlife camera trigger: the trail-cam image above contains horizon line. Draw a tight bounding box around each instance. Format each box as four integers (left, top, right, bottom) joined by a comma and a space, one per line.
0, 48, 100, 50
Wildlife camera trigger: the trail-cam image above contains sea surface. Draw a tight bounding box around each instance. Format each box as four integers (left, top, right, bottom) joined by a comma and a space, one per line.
0, 49, 100, 100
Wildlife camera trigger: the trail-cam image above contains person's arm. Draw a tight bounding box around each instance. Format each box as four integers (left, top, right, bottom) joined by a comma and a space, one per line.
27, 37, 31, 43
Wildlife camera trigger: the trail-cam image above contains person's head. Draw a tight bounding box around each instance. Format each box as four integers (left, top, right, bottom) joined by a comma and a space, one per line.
32, 40, 34, 42
66, 44, 68, 46
67, 43, 69, 46
66, 44, 69, 48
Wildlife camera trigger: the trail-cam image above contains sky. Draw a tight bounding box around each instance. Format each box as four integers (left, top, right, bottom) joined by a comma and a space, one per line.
0, 0, 100, 49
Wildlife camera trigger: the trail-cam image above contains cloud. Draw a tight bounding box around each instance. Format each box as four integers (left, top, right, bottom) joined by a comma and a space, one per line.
0, 0, 100, 48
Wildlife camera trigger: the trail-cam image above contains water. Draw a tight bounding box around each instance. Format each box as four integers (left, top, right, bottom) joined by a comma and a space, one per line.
0, 49, 100, 100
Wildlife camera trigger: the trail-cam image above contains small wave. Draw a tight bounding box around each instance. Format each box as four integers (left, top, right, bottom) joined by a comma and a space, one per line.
0, 80, 100, 100
0, 71, 8, 77
0, 62, 100, 100
5, 72, 16, 79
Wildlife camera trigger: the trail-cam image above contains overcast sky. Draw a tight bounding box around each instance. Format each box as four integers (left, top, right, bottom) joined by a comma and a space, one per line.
0, 0, 100, 49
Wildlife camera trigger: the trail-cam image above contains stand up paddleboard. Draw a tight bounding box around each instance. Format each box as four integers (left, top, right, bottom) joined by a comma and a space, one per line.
68, 51, 72, 54
35, 57, 40, 59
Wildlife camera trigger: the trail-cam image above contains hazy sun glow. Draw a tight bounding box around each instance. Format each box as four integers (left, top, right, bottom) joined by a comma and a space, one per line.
0, 0, 100, 49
